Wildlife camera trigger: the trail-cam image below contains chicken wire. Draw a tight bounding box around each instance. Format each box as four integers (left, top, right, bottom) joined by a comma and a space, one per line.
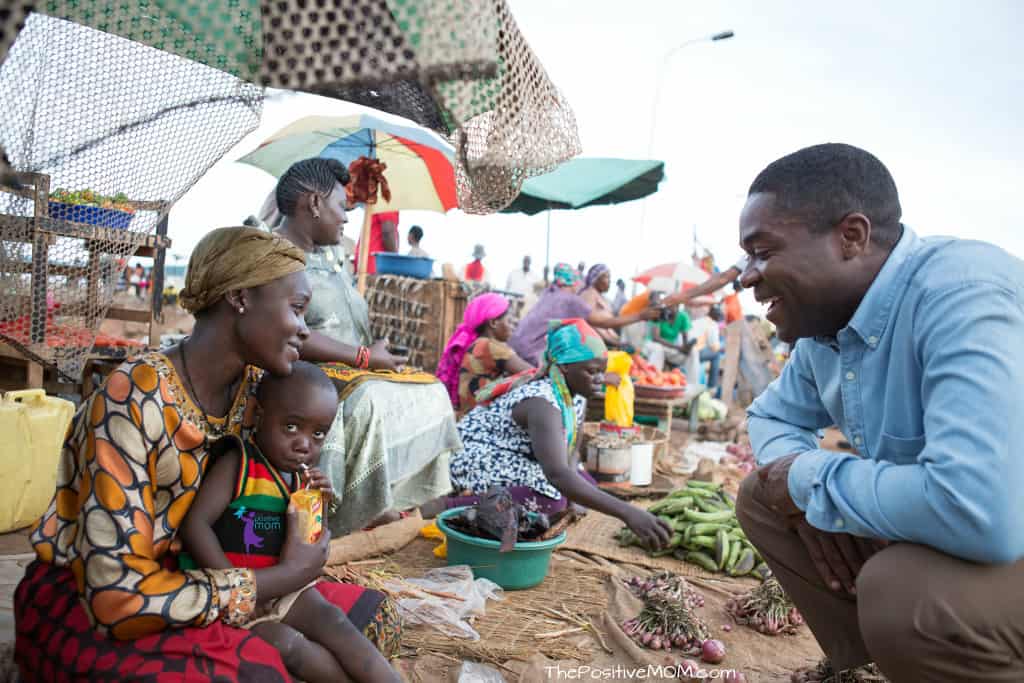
0, 12, 262, 381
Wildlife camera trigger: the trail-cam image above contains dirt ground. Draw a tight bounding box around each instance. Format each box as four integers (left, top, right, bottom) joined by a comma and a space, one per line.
0, 407, 854, 682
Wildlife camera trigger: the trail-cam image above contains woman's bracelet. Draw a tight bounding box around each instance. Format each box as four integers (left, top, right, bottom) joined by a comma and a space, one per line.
356, 345, 371, 369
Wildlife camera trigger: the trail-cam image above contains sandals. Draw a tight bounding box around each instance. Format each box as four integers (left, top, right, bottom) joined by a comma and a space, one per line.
791, 659, 888, 683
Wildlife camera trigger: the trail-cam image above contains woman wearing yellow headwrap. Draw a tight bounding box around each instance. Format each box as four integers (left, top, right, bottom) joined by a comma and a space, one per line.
12, 227, 401, 681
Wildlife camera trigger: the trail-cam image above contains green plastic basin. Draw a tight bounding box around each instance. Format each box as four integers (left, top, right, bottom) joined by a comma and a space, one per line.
436, 507, 567, 590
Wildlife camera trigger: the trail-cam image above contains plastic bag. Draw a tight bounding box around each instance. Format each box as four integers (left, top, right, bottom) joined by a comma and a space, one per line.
382, 565, 504, 640
458, 662, 506, 683
604, 350, 634, 427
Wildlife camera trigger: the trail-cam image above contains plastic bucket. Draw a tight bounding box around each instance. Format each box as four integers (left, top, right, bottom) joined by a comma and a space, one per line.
436, 507, 566, 590
373, 252, 434, 279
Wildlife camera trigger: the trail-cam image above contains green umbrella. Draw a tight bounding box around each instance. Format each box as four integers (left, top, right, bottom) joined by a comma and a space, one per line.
501, 157, 666, 273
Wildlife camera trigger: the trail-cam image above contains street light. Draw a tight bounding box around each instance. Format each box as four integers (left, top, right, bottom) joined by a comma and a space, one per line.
634, 29, 734, 281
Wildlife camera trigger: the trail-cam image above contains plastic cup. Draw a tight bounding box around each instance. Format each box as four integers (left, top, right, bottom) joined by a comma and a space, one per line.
630, 443, 654, 486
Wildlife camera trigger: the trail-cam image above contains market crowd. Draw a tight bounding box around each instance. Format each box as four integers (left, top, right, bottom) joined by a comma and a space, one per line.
12, 143, 1024, 683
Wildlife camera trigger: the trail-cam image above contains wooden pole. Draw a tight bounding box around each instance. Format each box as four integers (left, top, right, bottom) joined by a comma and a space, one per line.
356, 205, 374, 296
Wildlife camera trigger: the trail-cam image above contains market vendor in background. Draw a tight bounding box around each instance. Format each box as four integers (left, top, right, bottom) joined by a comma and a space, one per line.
509, 263, 659, 366
687, 295, 723, 393
463, 243, 490, 284
12, 227, 401, 680
737, 143, 1024, 683
437, 319, 672, 550
578, 263, 624, 347
406, 224, 428, 257
355, 209, 399, 275
270, 158, 460, 534
645, 302, 694, 371
436, 292, 533, 414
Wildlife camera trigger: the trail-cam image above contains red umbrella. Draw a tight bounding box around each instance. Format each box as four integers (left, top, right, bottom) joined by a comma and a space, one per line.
633, 262, 710, 287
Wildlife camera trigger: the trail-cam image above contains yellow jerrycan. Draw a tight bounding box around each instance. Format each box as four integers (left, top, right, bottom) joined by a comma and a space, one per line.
0, 389, 75, 533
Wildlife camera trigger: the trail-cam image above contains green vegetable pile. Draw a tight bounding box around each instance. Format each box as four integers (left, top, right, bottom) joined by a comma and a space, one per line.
616, 480, 770, 578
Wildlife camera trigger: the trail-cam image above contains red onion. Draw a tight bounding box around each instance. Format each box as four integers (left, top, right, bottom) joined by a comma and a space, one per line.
722, 624, 733, 632
641, 632, 653, 646
701, 638, 727, 664
650, 636, 662, 650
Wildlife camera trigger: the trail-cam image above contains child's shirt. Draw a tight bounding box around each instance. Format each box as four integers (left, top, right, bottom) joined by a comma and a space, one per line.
179, 437, 299, 570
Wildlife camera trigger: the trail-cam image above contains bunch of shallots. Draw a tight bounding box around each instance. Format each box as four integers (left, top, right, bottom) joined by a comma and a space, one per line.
725, 577, 804, 635
620, 572, 724, 663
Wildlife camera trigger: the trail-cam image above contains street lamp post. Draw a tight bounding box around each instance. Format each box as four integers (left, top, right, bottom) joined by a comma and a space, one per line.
634, 30, 734, 281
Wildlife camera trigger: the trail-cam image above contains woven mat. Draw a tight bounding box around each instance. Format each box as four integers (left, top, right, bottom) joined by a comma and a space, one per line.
561, 508, 718, 579
370, 538, 609, 666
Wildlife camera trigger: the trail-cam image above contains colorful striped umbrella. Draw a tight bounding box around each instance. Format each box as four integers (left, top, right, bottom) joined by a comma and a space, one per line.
237, 114, 457, 213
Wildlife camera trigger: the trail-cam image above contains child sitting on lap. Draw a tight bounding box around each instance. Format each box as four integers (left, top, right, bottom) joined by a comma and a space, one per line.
180, 361, 400, 683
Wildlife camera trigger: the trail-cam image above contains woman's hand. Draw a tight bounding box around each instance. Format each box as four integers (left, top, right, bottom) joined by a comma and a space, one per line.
368, 339, 407, 371
279, 505, 332, 585
623, 507, 673, 550
300, 467, 335, 502
603, 372, 621, 388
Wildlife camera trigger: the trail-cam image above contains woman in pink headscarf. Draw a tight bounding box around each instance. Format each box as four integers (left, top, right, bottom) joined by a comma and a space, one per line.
436, 293, 533, 413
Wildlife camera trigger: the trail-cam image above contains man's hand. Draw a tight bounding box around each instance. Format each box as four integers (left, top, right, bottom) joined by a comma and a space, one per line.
752, 454, 804, 517
604, 372, 621, 388
792, 518, 889, 594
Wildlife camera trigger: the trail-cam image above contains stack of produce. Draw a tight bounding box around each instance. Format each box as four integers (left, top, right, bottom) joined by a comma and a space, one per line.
620, 572, 711, 655
616, 481, 770, 578
50, 188, 137, 213
630, 356, 687, 387
720, 443, 756, 476
725, 576, 804, 636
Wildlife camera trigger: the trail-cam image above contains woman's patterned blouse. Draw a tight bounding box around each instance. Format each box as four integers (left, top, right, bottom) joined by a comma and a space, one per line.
30, 353, 263, 640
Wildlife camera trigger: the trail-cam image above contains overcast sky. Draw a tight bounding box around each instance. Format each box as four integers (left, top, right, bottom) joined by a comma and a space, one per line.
170, 0, 1024, 313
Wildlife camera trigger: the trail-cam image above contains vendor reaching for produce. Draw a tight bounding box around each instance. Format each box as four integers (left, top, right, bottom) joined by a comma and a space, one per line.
735, 143, 1024, 683
508, 263, 660, 366
435, 319, 672, 550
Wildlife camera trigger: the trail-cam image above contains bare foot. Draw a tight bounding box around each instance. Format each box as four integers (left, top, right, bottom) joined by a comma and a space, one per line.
418, 497, 448, 519
791, 660, 887, 683
364, 510, 403, 529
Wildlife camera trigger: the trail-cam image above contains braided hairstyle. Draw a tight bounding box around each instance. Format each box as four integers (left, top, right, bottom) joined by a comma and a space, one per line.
275, 158, 350, 217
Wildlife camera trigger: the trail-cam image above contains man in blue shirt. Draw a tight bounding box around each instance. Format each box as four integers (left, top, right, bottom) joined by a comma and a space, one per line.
735, 143, 1024, 683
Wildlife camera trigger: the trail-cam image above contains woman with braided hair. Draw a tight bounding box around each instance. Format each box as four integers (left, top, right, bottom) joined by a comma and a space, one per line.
270, 157, 460, 534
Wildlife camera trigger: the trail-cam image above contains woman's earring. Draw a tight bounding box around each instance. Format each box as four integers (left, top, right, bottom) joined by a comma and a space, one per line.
238, 307, 246, 315
312, 211, 321, 220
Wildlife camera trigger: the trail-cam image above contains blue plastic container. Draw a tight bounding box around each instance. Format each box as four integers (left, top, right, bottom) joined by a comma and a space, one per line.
373, 252, 434, 279
48, 202, 133, 229
436, 507, 566, 590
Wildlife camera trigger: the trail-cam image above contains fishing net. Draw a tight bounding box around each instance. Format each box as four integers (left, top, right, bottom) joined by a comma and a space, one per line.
0, 2, 578, 381
0, 12, 262, 381
257, 0, 581, 212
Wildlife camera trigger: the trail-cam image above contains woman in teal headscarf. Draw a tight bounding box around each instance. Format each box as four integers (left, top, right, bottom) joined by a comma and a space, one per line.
442, 319, 672, 549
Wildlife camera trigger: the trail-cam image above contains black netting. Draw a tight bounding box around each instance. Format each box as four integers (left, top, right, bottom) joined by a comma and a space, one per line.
0, 2, 580, 381
0, 12, 262, 380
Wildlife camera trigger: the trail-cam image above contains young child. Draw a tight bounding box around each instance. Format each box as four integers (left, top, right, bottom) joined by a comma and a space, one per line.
180, 361, 400, 683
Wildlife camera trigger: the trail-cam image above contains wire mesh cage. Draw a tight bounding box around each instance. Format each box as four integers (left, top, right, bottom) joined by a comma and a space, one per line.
0, 12, 263, 381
